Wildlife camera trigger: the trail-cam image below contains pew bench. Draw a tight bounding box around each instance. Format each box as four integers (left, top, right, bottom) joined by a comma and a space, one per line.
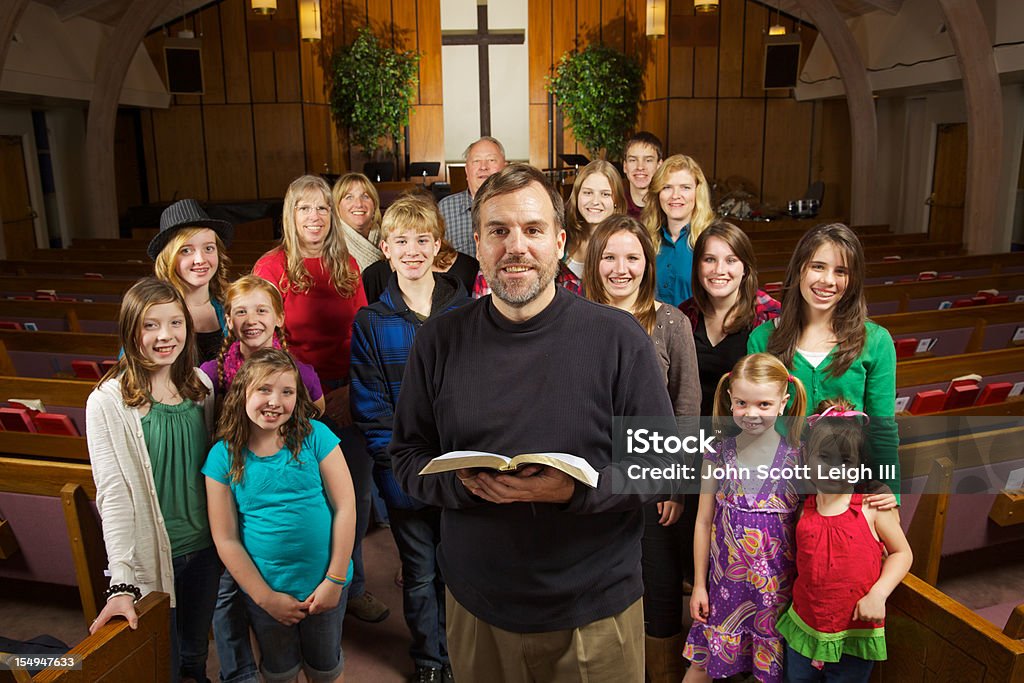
875, 302, 1024, 360
0, 333, 117, 379
759, 251, 1024, 290
877, 574, 1024, 682
9, 592, 172, 682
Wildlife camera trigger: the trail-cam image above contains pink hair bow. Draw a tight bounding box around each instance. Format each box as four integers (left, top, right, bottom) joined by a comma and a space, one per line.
806, 405, 870, 428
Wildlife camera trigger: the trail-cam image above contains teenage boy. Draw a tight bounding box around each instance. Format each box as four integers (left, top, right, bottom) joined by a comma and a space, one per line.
623, 131, 664, 218
350, 194, 470, 683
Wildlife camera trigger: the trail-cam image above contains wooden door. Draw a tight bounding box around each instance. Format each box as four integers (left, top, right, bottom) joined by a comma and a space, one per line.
927, 122, 967, 245
0, 135, 38, 260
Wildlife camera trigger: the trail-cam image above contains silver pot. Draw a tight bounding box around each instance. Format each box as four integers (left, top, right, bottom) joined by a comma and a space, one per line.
788, 199, 820, 218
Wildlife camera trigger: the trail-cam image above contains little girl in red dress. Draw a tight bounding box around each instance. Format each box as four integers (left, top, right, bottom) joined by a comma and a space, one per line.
776, 401, 912, 683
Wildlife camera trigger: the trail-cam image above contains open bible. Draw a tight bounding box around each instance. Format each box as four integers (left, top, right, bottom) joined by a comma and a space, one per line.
418, 450, 600, 488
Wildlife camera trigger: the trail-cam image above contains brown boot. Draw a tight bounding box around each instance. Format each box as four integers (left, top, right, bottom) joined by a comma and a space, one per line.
645, 634, 686, 683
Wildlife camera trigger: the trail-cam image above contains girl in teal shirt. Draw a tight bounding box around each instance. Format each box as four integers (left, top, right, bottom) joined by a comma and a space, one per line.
205, 349, 356, 682
747, 223, 901, 500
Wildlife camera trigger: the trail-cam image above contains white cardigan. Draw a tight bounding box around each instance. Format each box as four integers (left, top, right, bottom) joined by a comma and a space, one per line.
85, 370, 215, 607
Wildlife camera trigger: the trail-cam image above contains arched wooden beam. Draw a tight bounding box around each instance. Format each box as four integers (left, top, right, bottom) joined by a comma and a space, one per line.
794, 0, 877, 226
0, 0, 30, 75
85, 0, 166, 238
938, 0, 1003, 253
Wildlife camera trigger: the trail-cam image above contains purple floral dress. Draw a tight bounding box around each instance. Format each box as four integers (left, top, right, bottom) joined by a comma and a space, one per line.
683, 436, 800, 683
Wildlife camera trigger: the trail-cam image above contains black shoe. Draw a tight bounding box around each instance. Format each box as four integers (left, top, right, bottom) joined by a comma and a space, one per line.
412, 666, 442, 683
442, 663, 454, 683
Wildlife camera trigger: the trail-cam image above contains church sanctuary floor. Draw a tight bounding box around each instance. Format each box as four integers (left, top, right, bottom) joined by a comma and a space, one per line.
935, 540, 1024, 630
0, 525, 411, 682
2, 528, 1022, 681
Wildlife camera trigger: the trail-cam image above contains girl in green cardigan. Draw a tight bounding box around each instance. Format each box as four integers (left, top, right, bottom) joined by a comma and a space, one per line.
747, 223, 901, 500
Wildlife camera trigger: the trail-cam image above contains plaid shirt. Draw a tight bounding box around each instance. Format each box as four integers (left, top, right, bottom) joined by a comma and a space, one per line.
679, 289, 781, 330
438, 190, 475, 258
471, 261, 583, 299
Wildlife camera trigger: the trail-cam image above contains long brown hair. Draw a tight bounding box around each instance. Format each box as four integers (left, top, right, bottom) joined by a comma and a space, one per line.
711, 352, 807, 446
215, 275, 290, 392
101, 277, 209, 407
640, 154, 714, 249
153, 226, 231, 304
215, 348, 316, 483
565, 161, 626, 258
767, 223, 867, 377
583, 215, 658, 335
691, 221, 760, 334
274, 175, 360, 297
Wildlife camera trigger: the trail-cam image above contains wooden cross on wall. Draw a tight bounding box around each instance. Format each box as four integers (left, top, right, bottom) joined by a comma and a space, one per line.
441, 1, 525, 137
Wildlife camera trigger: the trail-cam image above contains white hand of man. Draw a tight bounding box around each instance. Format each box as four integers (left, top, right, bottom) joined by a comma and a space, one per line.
457, 465, 575, 504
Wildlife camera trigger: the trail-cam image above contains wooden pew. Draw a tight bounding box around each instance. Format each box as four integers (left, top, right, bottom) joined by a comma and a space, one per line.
130, 214, 275, 240
896, 421, 1024, 596
746, 231, 935, 253
874, 302, 1024, 358
0, 332, 117, 380
904, 457, 953, 586
0, 332, 116, 380
29, 247, 267, 264
0, 376, 92, 436
861, 273, 1024, 314
894, 348, 1024, 417
759, 251, 1024, 286
12, 592, 173, 682
0, 456, 97, 623
897, 347, 1024, 389
60, 483, 107, 624
0, 301, 120, 333
757, 241, 964, 270
0, 276, 133, 299
878, 574, 1024, 682
0, 330, 117, 357
732, 218, 891, 235
0, 259, 257, 281
71, 237, 276, 252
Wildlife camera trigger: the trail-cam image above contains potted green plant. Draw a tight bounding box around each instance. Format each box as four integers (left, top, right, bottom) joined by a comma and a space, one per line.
547, 44, 644, 161
329, 26, 420, 157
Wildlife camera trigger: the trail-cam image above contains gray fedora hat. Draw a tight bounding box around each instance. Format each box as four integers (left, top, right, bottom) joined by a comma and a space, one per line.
147, 199, 234, 260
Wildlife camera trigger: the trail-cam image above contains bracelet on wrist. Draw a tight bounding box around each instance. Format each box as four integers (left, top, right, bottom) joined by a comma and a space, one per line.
325, 573, 347, 586
104, 583, 142, 603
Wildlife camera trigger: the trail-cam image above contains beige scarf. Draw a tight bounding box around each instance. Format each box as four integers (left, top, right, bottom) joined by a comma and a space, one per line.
341, 220, 383, 271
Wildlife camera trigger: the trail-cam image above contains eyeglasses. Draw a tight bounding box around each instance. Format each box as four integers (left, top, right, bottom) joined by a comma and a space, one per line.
295, 205, 330, 216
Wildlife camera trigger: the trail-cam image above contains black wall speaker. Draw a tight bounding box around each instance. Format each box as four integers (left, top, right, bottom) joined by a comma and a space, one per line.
164, 41, 204, 95
763, 36, 802, 90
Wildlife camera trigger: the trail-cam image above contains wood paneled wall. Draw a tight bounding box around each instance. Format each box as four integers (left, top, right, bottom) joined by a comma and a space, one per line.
528, 0, 852, 217
131, 0, 443, 204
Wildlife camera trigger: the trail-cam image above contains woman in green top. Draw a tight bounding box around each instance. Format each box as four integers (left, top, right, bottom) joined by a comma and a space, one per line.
747, 223, 901, 499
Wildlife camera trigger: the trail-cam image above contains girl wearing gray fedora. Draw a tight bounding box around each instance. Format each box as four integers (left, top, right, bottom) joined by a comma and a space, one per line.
150, 199, 234, 364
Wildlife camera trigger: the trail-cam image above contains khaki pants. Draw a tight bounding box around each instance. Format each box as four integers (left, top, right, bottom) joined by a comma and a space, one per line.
445, 591, 644, 683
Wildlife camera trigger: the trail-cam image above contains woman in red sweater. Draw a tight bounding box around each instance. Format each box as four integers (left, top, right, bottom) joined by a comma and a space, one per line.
253, 174, 390, 624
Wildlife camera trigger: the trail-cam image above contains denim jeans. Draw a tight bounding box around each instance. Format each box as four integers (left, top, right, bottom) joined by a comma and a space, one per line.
323, 417, 372, 599
170, 544, 221, 682
388, 504, 449, 669
784, 644, 875, 683
241, 590, 347, 683
211, 571, 259, 683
